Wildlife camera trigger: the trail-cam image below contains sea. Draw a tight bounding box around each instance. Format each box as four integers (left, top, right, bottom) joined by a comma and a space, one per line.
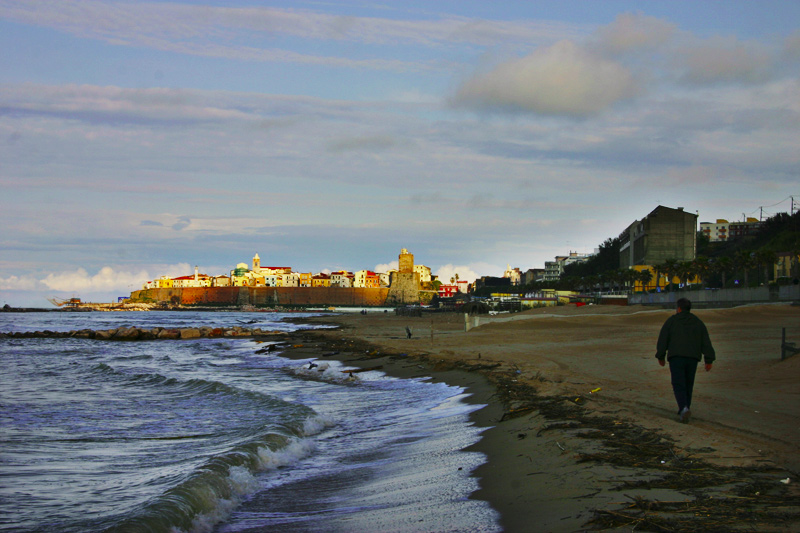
0, 311, 501, 532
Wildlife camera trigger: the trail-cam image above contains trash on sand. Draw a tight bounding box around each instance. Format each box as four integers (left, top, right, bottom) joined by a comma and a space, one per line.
590, 387, 602, 393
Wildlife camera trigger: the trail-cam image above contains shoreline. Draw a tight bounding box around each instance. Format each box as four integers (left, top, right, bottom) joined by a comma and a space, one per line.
280, 304, 800, 531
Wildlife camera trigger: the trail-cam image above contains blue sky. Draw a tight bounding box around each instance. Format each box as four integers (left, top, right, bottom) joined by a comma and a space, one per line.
1, 1, 799, 306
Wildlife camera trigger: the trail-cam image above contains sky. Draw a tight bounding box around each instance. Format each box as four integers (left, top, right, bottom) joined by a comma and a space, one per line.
1, 0, 799, 307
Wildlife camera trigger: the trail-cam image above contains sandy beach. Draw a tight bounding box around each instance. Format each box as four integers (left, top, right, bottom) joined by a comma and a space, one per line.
283, 303, 800, 531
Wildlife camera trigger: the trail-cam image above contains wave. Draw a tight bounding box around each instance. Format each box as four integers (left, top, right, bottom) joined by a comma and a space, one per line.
104, 414, 333, 533
91, 362, 278, 404
74, 363, 338, 532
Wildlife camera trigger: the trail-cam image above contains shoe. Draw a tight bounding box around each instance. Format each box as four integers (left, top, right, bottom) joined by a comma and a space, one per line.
679, 407, 691, 424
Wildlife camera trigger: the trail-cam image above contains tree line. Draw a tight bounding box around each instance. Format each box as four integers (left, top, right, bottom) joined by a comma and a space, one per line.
519, 210, 800, 294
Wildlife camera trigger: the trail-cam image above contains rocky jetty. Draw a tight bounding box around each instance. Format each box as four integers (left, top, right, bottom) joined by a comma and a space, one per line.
0, 326, 288, 340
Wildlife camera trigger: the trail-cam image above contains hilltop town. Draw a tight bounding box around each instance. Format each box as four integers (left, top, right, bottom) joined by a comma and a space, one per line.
130, 204, 799, 310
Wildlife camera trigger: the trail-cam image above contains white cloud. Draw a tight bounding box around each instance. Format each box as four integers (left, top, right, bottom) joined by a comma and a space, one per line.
594, 12, 676, 55
0, 263, 193, 297
452, 40, 639, 116
374, 261, 398, 273
0, 274, 43, 291
434, 264, 483, 284
41, 266, 151, 292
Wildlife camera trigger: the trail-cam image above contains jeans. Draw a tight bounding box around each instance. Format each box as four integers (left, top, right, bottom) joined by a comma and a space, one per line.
668, 356, 699, 412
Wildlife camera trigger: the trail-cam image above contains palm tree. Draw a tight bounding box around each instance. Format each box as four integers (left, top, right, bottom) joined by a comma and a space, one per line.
583, 274, 600, 294
692, 256, 711, 288
623, 269, 638, 293
714, 256, 732, 288
677, 261, 694, 288
661, 259, 680, 291
754, 249, 777, 285
639, 268, 654, 292
734, 250, 755, 287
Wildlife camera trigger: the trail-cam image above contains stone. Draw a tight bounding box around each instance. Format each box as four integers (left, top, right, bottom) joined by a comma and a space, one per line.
180, 328, 201, 339
113, 327, 140, 341
158, 329, 181, 340
95, 329, 114, 340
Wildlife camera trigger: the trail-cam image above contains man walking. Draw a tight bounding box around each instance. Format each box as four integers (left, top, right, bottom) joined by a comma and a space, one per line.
656, 298, 715, 423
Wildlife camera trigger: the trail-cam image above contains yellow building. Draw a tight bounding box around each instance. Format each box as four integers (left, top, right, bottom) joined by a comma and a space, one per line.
155, 276, 173, 288
312, 273, 331, 287
632, 265, 701, 292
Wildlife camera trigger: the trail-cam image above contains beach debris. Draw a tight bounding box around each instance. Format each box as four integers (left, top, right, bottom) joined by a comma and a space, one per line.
255, 344, 278, 354
341, 366, 383, 374
517, 433, 527, 440
556, 442, 565, 451
590, 387, 602, 394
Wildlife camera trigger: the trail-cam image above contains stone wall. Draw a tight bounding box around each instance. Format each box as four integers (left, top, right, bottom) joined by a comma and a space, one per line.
131, 286, 391, 307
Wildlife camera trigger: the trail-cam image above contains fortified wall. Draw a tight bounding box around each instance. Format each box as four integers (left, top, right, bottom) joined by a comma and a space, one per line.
385, 248, 421, 306
132, 248, 423, 307
130, 286, 391, 307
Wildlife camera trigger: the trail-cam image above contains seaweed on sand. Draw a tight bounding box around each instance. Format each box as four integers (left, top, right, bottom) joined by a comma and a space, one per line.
293, 330, 800, 532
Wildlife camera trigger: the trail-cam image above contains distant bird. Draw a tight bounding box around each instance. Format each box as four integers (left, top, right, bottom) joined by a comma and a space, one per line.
308, 362, 318, 369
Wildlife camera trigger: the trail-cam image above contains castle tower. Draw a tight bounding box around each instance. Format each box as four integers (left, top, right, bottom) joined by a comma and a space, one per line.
386, 248, 420, 305
398, 248, 414, 273
253, 253, 260, 272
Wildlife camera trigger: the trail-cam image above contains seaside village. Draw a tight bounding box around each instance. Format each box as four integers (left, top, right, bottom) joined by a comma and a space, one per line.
137, 205, 799, 309
142, 248, 469, 297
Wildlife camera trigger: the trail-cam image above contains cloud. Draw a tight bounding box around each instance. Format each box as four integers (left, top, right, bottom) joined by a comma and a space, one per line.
172, 216, 192, 231
451, 40, 639, 117
18, 1, 577, 47
783, 30, 800, 60
434, 264, 482, 284
593, 12, 676, 55
374, 261, 399, 273
2, 83, 253, 124
0, 274, 43, 291
326, 135, 402, 153
40, 266, 150, 292
140, 220, 163, 226
0, 0, 583, 72
674, 36, 772, 85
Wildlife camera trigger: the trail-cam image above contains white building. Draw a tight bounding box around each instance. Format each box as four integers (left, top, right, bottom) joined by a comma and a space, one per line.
414, 264, 432, 284
700, 219, 729, 242
330, 271, 353, 287
503, 265, 522, 285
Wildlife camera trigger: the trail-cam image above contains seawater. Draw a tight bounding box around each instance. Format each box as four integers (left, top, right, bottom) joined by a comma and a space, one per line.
0, 311, 500, 532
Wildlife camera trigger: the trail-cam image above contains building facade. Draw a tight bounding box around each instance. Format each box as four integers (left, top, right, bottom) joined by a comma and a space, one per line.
699, 219, 729, 242
619, 206, 698, 268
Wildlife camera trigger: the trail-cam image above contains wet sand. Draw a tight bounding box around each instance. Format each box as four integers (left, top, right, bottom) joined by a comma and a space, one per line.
283, 303, 800, 531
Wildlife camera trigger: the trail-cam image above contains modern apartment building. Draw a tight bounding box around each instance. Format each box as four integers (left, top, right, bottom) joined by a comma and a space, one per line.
619, 206, 698, 268
699, 219, 729, 242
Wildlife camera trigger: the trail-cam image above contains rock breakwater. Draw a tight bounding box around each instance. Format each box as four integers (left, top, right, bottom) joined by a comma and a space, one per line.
0, 326, 289, 340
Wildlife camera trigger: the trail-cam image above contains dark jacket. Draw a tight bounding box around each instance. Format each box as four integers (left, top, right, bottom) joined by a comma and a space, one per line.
655, 311, 716, 363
